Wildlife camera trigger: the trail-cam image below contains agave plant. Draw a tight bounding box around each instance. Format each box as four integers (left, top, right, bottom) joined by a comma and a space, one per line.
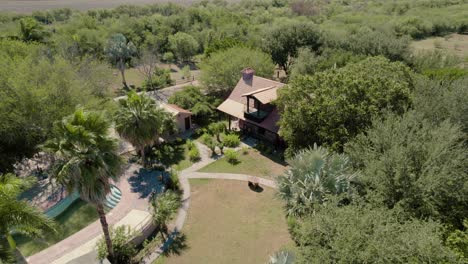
277, 144, 357, 217
269, 250, 294, 264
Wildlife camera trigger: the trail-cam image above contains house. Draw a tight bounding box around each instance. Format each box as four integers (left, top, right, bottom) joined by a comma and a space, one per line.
160, 103, 193, 133
217, 68, 285, 145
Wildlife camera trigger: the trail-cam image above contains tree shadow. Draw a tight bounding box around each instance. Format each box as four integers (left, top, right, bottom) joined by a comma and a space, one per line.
248, 138, 288, 167
150, 141, 186, 168
248, 182, 264, 193
161, 232, 188, 257
175, 62, 198, 71
127, 168, 166, 199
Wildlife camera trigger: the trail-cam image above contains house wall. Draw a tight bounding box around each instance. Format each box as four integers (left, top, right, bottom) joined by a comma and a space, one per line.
239, 119, 279, 144
175, 112, 192, 132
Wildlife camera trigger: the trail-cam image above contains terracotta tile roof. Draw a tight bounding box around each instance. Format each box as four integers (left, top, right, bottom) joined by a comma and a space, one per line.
227, 76, 285, 106
217, 99, 245, 119
241, 86, 279, 104
161, 103, 192, 115
217, 75, 284, 133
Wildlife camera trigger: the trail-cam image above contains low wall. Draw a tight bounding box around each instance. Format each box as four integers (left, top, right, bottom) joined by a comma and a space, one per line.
45, 191, 80, 218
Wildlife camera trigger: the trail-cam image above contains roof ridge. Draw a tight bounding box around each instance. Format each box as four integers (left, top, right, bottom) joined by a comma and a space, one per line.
253, 75, 284, 85
241, 85, 278, 96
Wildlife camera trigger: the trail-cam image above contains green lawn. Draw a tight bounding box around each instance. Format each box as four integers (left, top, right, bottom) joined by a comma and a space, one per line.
14, 199, 99, 257
197, 149, 287, 179
158, 179, 293, 264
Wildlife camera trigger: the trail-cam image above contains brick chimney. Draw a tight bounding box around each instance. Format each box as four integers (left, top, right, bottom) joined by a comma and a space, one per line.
241, 67, 255, 84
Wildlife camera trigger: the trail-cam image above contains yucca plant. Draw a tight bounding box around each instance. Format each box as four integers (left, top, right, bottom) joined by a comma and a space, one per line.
269, 250, 294, 264
277, 144, 357, 217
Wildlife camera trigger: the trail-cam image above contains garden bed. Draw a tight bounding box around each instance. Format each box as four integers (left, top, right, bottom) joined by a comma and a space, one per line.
197, 149, 286, 179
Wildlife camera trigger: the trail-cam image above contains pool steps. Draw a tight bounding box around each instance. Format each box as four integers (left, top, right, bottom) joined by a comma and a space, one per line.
104, 185, 122, 209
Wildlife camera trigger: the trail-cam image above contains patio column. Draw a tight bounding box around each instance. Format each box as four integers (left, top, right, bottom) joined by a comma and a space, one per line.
257, 99, 260, 117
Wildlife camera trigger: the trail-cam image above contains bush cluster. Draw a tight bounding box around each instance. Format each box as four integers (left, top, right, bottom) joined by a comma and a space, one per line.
222, 134, 240, 148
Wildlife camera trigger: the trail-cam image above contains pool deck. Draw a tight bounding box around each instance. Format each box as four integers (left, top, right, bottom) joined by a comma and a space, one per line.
26, 163, 159, 264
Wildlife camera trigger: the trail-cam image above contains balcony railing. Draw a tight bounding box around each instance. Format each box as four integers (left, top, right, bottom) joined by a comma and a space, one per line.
244, 106, 270, 123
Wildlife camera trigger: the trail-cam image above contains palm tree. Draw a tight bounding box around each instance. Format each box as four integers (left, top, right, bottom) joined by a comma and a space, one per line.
277, 144, 357, 217
269, 250, 295, 264
114, 91, 176, 168
0, 173, 56, 261
106, 33, 137, 88
44, 109, 123, 263
150, 191, 181, 242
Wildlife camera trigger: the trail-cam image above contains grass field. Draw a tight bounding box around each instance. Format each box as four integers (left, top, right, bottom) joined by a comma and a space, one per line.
411, 33, 468, 59
158, 179, 292, 264
197, 149, 287, 180
14, 199, 98, 257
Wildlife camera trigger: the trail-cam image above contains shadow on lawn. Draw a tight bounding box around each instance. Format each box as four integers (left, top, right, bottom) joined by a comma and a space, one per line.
150, 141, 186, 167
248, 182, 264, 193
161, 232, 188, 257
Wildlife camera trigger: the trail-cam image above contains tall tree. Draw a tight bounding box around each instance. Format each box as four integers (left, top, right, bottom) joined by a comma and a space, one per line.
19, 17, 48, 42
136, 49, 159, 91
277, 145, 356, 217
150, 191, 181, 241
276, 56, 413, 154
44, 109, 123, 263
291, 203, 458, 263
345, 111, 468, 228
168, 32, 199, 62
199, 46, 275, 95
0, 174, 56, 257
106, 34, 137, 88
0, 40, 113, 173
262, 20, 321, 74
114, 92, 176, 167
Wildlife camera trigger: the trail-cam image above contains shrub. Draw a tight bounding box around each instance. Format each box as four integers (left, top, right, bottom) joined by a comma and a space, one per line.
186, 139, 195, 150
168, 169, 180, 191
162, 51, 175, 64
143, 68, 174, 91
97, 225, 138, 263
222, 133, 240, 147
201, 133, 213, 145
241, 147, 249, 155
208, 122, 226, 142
224, 149, 239, 165
188, 146, 200, 162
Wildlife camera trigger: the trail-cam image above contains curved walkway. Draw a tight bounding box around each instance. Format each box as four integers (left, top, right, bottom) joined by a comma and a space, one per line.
142, 142, 278, 263
28, 141, 276, 264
